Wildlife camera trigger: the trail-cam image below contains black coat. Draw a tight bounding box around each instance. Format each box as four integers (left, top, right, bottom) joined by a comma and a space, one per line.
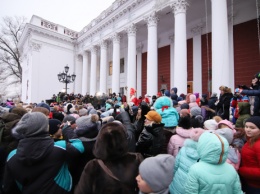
216, 93, 232, 120
3, 136, 84, 194
136, 123, 165, 157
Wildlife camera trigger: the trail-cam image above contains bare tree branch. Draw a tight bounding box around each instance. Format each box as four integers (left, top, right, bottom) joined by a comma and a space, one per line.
0, 16, 26, 98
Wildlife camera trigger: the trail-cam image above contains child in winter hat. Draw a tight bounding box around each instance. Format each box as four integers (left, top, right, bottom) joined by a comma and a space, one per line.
204, 119, 218, 130
218, 119, 236, 133
154, 96, 179, 127
48, 119, 62, 139
213, 119, 240, 170
136, 154, 175, 194
169, 128, 205, 194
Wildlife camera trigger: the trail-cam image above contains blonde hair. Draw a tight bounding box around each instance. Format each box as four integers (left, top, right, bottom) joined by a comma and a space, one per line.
213, 116, 223, 123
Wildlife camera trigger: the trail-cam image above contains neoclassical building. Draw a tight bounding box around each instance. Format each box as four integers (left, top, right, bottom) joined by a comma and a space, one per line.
18, 0, 260, 103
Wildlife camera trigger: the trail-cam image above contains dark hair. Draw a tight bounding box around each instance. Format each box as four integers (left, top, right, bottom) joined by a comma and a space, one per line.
93, 122, 128, 161
178, 115, 191, 129
190, 116, 203, 128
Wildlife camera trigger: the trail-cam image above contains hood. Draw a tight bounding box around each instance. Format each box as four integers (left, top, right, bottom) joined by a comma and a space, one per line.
184, 139, 199, 160
154, 96, 173, 110
16, 137, 54, 166
197, 132, 229, 164
0, 112, 22, 123
189, 94, 197, 103
238, 102, 250, 115
176, 127, 193, 138
171, 87, 178, 94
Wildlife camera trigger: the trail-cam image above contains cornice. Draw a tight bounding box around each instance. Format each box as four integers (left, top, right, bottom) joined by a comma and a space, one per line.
18, 24, 76, 50
77, 0, 147, 43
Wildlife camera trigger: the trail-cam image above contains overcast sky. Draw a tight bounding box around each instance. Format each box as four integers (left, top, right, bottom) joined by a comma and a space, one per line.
0, 0, 115, 31
0, 0, 115, 99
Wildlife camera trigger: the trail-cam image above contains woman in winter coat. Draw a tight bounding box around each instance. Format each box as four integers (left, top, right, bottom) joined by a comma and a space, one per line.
184, 132, 243, 194
136, 111, 165, 158
169, 128, 205, 194
216, 86, 233, 120
75, 122, 143, 194
239, 116, 260, 193
133, 102, 150, 141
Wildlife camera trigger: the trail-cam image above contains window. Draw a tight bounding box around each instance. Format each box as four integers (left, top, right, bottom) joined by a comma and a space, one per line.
120, 87, 124, 96
120, 58, 124, 73
109, 61, 113, 76
108, 88, 112, 95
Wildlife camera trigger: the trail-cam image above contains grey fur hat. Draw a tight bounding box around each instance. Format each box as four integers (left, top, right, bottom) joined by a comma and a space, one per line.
139, 154, 175, 193
214, 128, 234, 145
190, 106, 202, 117
12, 112, 49, 137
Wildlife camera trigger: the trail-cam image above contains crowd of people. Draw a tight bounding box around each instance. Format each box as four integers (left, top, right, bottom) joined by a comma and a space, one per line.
0, 72, 260, 194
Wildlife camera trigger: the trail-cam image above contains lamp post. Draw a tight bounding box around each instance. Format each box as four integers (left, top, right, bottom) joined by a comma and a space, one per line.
57, 65, 76, 94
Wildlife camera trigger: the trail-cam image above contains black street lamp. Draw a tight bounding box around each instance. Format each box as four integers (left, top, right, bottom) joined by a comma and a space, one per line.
57, 65, 76, 94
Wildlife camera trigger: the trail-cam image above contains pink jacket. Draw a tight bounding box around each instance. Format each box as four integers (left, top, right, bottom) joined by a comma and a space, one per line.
226, 146, 241, 171
167, 127, 194, 157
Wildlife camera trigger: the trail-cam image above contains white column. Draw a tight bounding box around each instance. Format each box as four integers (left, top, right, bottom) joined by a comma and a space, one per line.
228, 15, 235, 92
171, 0, 188, 95
99, 40, 108, 94
75, 55, 82, 94
211, 0, 229, 93
169, 34, 175, 89
146, 12, 158, 96
136, 44, 143, 97
126, 23, 137, 99
82, 52, 89, 95
111, 33, 120, 94
90, 46, 98, 95
191, 25, 203, 95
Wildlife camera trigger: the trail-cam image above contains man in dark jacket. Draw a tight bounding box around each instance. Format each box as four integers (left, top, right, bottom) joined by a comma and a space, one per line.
240, 72, 260, 116
3, 112, 84, 194
136, 111, 165, 158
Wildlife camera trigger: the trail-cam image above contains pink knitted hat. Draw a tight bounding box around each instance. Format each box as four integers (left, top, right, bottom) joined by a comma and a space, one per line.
218, 119, 233, 129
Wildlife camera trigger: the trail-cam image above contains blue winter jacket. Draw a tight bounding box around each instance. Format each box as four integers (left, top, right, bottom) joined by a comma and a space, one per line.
169, 139, 199, 194
184, 132, 243, 194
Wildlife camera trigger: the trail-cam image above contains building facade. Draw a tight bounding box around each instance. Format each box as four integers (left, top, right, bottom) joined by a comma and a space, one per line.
18, 0, 260, 103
